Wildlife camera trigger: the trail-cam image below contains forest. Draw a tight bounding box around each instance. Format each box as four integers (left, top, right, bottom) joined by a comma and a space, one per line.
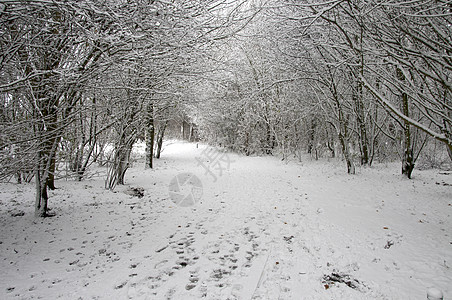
0, 1, 451, 299
0, 0, 451, 215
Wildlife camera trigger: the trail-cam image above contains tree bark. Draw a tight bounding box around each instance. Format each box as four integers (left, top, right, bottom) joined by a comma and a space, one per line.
155, 120, 168, 159
397, 68, 415, 179
34, 136, 59, 217
105, 137, 134, 190
447, 143, 452, 162
401, 91, 415, 178
34, 154, 47, 217
117, 143, 132, 185
181, 119, 186, 140
307, 118, 316, 155
145, 101, 155, 169
338, 132, 355, 175
354, 86, 369, 165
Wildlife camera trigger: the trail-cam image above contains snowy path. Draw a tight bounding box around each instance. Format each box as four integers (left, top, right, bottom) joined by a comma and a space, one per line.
0, 142, 451, 299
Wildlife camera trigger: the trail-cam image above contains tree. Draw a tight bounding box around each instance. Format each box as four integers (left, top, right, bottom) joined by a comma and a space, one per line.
300, 0, 452, 176
0, 1, 117, 216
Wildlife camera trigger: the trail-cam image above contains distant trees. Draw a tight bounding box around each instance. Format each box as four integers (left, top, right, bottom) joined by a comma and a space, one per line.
192, 0, 451, 177
291, 0, 452, 177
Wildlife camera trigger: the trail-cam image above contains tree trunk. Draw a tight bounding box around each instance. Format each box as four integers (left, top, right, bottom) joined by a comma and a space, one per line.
356, 25, 369, 166
181, 120, 186, 140
398, 68, 415, 178
34, 153, 48, 217
265, 122, 273, 155
331, 82, 355, 174
326, 127, 335, 158
401, 91, 415, 178
447, 144, 452, 162
44, 109, 60, 190
244, 131, 250, 156
189, 123, 194, 142
155, 120, 168, 159
117, 143, 132, 185
34, 136, 59, 217
76, 140, 96, 181
145, 101, 155, 169
444, 121, 452, 161
307, 118, 316, 155
338, 132, 355, 175
354, 90, 369, 165
105, 138, 133, 190
47, 152, 57, 190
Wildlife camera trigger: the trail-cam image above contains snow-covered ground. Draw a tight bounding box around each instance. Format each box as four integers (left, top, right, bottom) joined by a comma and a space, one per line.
0, 141, 450, 299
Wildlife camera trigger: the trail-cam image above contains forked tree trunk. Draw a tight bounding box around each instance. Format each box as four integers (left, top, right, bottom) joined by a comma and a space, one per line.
332, 87, 355, 174
155, 120, 168, 159
338, 132, 355, 175
34, 137, 59, 217
105, 139, 133, 190
76, 140, 97, 181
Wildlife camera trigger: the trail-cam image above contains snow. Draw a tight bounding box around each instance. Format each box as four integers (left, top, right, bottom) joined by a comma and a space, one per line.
427, 287, 444, 299
0, 141, 451, 299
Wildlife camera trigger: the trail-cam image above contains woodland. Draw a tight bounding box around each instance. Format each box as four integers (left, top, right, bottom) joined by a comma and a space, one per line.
1, 0, 451, 217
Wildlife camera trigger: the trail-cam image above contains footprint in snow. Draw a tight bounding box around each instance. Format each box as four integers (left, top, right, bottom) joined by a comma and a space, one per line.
185, 270, 200, 291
